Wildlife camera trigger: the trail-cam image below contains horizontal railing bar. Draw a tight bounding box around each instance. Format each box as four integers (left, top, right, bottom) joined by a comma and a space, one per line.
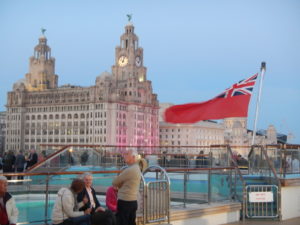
1, 166, 236, 177
166, 167, 235, 172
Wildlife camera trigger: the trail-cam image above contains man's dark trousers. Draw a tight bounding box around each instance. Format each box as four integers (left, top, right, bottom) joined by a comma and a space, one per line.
116, 199, 138, 225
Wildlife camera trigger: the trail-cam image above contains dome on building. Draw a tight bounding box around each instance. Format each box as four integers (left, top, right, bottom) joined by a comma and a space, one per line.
13, 79, 26, 91
96, 71, 111, 80
95, 71, 112, 86
267, 125, 276, 131
232, 121, 243, 129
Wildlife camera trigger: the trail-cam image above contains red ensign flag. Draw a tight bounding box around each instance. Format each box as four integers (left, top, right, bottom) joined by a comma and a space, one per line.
164, 73, 258, 123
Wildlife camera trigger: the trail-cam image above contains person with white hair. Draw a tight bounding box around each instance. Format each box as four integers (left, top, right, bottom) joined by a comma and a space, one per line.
112, 149, 141, 225
0, 176, 18, 225
77, 173, 105, 214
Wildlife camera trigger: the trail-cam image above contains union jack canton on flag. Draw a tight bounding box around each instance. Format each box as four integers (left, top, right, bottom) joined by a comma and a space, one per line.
217, 73, 258, 99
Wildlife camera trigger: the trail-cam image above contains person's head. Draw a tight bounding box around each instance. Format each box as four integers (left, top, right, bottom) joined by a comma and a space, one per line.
30, 149, 36, 153
0, 176, 8, 196
82, 172, 93, 188
70, 178, 85, 194
123, 149, 139, 165
199, 150, 204, 155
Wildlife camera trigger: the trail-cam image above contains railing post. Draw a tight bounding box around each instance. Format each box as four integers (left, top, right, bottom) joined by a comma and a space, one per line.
183, 171, 187, 208
229, 168, 233, 201
44, 174, 50, 225
208, 169, 211, 204
242, 185, 246, 221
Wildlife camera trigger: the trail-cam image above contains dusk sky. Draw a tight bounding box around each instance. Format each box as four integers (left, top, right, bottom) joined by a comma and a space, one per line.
0, 0, 299, 144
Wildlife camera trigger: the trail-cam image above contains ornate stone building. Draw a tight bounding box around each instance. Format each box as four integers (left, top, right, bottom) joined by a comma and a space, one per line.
5, 22, 159, 152
224, 117, 277, 146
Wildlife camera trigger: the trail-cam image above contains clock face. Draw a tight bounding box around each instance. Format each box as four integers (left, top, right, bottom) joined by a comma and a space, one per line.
135, 56, 141, 67
118, 56, 128, 67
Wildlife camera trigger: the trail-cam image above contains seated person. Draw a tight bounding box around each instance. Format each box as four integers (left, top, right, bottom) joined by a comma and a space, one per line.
52, 178, 91, 225
78, 173, 105, 214
105, 186, 118, 213
0, 176, 18, 225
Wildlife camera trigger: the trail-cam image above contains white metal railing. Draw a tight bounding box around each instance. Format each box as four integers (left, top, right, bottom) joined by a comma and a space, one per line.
142, 165, 170, 225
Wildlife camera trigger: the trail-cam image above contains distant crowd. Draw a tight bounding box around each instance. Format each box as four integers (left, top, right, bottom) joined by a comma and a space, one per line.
0, 149, 40, 179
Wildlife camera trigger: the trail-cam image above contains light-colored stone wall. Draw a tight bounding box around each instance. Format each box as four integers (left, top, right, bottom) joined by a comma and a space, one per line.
281, 186, 300, 220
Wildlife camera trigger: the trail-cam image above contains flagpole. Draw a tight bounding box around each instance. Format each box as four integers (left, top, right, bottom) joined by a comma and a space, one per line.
252, 62, 266, 145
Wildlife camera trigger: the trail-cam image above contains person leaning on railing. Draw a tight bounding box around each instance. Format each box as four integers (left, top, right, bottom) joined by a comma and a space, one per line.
0, 176, 19, 225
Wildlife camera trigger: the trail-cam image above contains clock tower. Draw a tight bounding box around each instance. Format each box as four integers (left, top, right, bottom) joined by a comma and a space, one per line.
25, 30, 58, 91
109, 20, 159, 147
112, 22, 146, 83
